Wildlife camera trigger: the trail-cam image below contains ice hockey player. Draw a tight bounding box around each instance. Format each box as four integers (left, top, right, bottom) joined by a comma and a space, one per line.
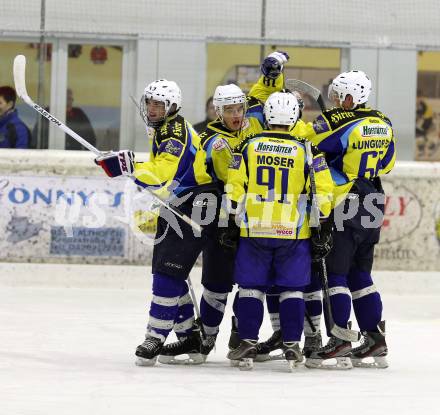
158, 51, 299, 364
226, 91, 333, 371
303, 70, 395, 369
95, 79, 219, 366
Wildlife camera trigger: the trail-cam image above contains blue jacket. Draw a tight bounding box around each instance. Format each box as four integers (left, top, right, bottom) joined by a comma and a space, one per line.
0, 109, 30, 149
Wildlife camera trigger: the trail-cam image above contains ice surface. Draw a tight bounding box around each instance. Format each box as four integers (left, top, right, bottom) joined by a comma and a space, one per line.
0, 268, 439, 415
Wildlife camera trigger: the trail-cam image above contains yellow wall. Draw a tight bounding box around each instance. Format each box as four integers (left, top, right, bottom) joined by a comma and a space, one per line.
0, 42, 122, 107
206, 43, 340, 97
0, 42, 52, 105
418, 51, 440, 71
67, 44, 122, 107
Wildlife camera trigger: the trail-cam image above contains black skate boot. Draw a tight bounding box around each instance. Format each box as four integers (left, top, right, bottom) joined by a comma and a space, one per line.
200, 335, 217, 362
228, 316, 240, 351
158, 329, 203, 365
255, 330, 283, 362
302, 331, 322, 358
227, 339, 258, 371
305, 336, 352, 370
351, 321, 388, 369
283, 341, 303, 371
135, 336, 163, 366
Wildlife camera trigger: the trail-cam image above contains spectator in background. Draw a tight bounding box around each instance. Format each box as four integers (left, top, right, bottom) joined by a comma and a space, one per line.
193, 96, 216, 133
33, 88, 96, 150
416, 91, 436, 157
0, 86, 30, 149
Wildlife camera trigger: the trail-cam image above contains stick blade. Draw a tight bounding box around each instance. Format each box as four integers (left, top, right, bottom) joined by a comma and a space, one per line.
13, 55, 29, 99
330, 325, 361, 342
285, 79, 321, 101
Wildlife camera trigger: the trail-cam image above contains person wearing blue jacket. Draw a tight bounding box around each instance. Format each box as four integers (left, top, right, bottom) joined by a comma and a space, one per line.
0, 86, 30, 149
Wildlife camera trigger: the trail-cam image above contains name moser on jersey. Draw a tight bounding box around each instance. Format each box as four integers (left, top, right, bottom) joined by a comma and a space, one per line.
226, 91, 333, 371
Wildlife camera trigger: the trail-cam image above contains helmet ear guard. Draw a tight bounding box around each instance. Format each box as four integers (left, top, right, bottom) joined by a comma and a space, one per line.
328, 70, 371, 108
140, 79, 182, 127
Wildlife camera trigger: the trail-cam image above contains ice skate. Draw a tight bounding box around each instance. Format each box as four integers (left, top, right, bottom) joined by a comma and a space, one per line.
302, 331, 322, 358
351, 321, 388, 369
283, 342, 303, 371
255, 330, 283, 362
135, 336, 163, 366
200, 335, 217, 362
227, 339, 257, 371
158, 329, 203, 365
305, 336, 352, 370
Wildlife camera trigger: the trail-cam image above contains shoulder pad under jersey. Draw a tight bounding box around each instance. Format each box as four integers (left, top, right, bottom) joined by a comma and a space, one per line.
199, 127, 218, 148
157, 114, 187, 144
320, 107, 365, 130
367, 109, 393, 127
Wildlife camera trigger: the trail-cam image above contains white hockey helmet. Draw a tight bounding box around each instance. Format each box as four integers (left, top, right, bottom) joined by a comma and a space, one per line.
140, 79, 182, 127
328, 70, 372, 107
264, 91, 300, 127
213, 84, 246, 119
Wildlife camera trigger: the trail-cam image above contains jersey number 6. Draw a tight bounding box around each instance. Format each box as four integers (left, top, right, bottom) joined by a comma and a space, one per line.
358, 150, 384, 178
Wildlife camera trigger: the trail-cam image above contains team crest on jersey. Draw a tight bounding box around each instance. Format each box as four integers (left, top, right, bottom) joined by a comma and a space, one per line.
312, 156, 328, 172
360, 124, 389, 137
312, 115, 330, 134
160, 139, 183, 156
255, 142, 297, 156
230, 154, 242, 169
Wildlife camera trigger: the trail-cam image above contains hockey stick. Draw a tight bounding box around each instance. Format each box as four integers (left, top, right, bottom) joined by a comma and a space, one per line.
13, 54, 202, 233
305, 141, 361, 342
186, 276, 206, 339
285, 79, 326, 112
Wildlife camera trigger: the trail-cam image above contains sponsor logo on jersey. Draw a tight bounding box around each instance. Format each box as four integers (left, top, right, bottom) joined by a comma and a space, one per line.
193, 198, 217, 207
360, 124, 389, 137
255, 142, 297, 156
249, 221, 295, 237
212, 137, 227, 152
330, 111, 356, 124
241, 118, 250, 130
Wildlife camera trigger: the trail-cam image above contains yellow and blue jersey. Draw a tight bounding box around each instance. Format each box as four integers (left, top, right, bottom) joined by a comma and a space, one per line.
201, 73, 308, 184
304, 107, 396, 202
134, 114, 212, 196
227, 130, 333, 240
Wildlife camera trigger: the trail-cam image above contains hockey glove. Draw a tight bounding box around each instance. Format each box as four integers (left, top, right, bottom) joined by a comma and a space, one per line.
311, 220, 333, 262
95, 150, 134, 178
261, 51, 289, 79
218, 215, 240, 252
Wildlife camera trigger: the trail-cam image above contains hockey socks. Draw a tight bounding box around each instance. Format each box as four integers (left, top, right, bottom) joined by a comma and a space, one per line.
237, 286, 265, 340
304, 272, 322, 336
348, 270, 383, 332
266, 286, 281, 331
278, 287, 305, 342
147, 273, 187, 342
173, 281, 195, 338
200, 283, 232, 336
326, 273, 351, 335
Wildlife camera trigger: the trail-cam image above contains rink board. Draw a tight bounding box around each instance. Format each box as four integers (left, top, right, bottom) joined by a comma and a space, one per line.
0, 150, 439, 270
